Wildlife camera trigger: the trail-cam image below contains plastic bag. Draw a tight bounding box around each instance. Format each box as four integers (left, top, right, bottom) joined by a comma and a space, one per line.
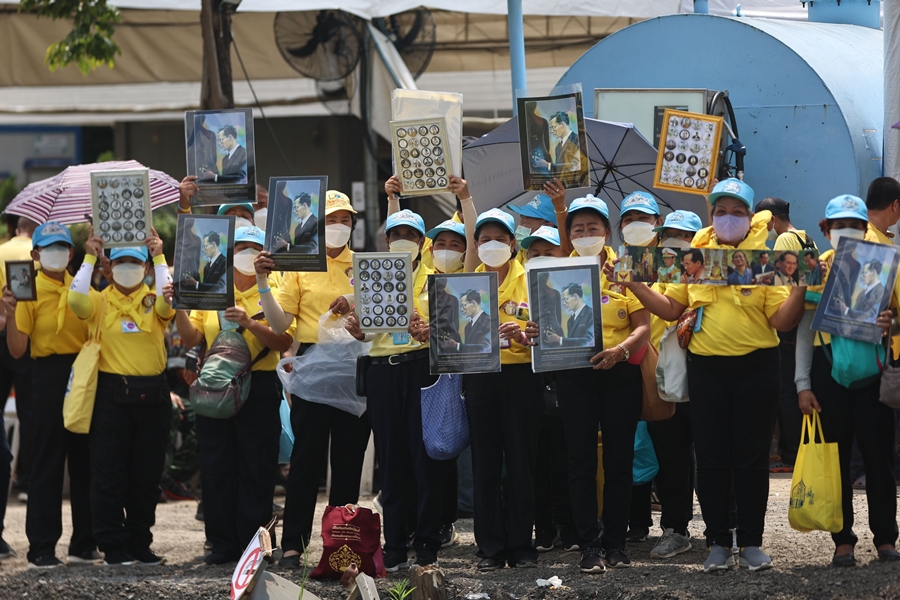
277, 312, 370, 417
278, 395, 294, 464
788, 412, 843, 533
656, 324, 689, 402
632, 421, 659, 485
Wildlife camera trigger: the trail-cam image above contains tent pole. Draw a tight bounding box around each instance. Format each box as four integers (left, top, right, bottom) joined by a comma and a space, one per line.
508, 0, 526, 115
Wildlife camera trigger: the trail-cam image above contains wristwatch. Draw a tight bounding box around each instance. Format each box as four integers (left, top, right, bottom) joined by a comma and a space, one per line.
616, 343, 630, 361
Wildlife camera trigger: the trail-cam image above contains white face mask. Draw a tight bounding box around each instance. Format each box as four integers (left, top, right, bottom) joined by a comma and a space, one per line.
325, 224, 351, 249
234, 217, 254, 230
254, 207, 268, 232
527, 255, 555, 265
767, 227, 778, 242
233, 248, 259, 276
433, 249, 463, 273
621, 221, 657, 246
477, 240, 512, 268
829, 227, 866, 250
571, 236, 606, 257
38, 247, 70, 272
112, 263, 146, 289
660, 237, 691, 250
389, 239, 420, 256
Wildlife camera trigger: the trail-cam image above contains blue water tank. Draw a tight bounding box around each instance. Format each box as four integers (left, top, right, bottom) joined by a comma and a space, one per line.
557, 14, 883, 243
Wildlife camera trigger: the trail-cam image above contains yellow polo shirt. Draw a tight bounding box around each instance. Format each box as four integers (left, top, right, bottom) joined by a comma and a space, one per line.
68, 254, 174, 376
278, 246, 353, 344
476, 259, 529, 364
16, 271, 96, 358
370, 262, 431, 357
774, 230, 816, 252
649, 282, 674, 349
190, 278, 293, 371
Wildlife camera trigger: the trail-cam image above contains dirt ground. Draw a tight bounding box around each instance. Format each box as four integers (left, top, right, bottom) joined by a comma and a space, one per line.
1, 475, 899, 599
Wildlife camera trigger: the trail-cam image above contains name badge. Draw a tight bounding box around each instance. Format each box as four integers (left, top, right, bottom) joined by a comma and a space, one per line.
392, 332, 409, 345
121, 321, 139, 333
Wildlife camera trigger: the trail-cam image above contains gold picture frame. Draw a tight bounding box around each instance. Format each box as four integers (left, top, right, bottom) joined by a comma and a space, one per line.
653, 109, 724, 196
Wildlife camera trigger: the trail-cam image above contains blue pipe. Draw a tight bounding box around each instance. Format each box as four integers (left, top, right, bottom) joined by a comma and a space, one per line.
694, 0, 709, 14
507, 0, 526, 115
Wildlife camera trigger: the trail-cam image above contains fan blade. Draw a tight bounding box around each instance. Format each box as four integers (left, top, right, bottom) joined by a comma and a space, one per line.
285, 40, 320, 59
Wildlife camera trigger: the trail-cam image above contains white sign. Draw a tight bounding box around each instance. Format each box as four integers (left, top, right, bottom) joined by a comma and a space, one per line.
231, 529, 264, 600
351, 181, 366, 212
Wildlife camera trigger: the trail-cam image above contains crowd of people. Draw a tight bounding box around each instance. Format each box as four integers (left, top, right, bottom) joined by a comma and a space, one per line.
0, 170, 898, 576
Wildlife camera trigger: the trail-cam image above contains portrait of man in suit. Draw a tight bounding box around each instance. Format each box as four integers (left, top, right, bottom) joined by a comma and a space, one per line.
543, 282, 594, 348
526, 102, 552, 176
830, 258, 885, 323
181, 231, 228, 293
442, 289, 492, 354
772, 251, 799, 286
198, 124, 248, 185
751, 250, 776, 285
533, 111, 581, 175
825, 243, 864, 319
434, 280, 462, 354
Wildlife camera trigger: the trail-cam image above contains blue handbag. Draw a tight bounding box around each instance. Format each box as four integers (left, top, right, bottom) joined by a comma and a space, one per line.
633, 421, 660, 485
421, 374, 469, 460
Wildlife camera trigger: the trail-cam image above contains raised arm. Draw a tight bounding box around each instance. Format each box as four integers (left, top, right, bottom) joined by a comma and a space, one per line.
621, 281, 687, 322
544, 178, 571, 255
385, 175, 402, 216
253, 252, 293, 335
768, 287, 806, 332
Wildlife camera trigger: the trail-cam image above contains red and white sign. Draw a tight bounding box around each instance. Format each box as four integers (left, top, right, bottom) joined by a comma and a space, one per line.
230, 530, 264, 600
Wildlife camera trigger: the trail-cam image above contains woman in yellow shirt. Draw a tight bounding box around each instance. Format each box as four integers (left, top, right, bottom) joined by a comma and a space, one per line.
462, 208, 543, 572
618, 179, 805, 572
253, 191, 371, 569
1, 222, 99, 568
166, 226, 293, 565
68, 231, 174, 566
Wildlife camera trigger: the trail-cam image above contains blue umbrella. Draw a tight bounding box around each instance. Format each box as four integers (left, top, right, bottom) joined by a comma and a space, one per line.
462, 116, 707, 220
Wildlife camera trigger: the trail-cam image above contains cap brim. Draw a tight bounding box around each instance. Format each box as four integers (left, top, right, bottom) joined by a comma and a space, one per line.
621, 205, 659, 216
708, 191, 751, 207
33, 234, 72, 248
653, 223, 696, 233
325, 205, 358, 215
826, 210, 867, 221
426, 226, 465, 240
476, 217, 515, 235
386, 223, 426, 236
508, 205, 543, 219
521, 234, 559, 249
569, 205, 609, 220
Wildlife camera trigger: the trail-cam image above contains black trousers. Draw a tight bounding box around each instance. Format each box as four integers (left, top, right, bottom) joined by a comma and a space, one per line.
196, 370, 281, 558
281, 395, 371, 553
366, 355, 441, 555
533, 404, 575, 541
557, 362, 642, 551
812, 347, 899, 549
688, 348, 778, 548
647, 402, 694, 535
90, 374, 170, 553
405, 457, 459, 537
776, 329, 803, 465
0, 337, 33, 488
465, 363, 543, 564
26, 354, 94, 561
0, 406, 10, 537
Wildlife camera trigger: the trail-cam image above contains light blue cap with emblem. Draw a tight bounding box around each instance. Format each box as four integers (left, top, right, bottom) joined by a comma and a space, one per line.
32, 221, 73, 248
824, 194, 868, 221
620, 191, 660, 216
708, 178, 754, 208
110, 246, 149, 262
385, 209, 426, 236
235, 225, 266, 245
217, 203, 254, 217
475, 208, 516, 235
569, 194, 610, 220
653, 210, 703, 233
426, 219, 466, 240
521, 225, 560, 249
508, 193, 558, 226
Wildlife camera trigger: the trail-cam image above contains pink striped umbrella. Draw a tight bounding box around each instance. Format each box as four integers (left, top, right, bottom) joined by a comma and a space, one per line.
4, 160, 181, 225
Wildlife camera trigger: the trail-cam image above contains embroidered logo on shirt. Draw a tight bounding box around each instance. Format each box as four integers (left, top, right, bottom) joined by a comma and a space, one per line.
740, 288, 753, 296
501, 300, 518, 315
617, 309, 627, 320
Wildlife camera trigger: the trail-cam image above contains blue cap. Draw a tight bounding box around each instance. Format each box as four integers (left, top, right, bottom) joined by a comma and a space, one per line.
653, 210, 703, 233
708, 178, 754, 208
520, 225, 560, 250
426, 219, 466, 240
508, 193, 558, 226
620, 191, 660, 216
235, 225, 265, 246
824, 194, 868, 221
110, 246, 149, 262
475, 208, 516, 235
217, 203, 255, 217
568, 194, 610, 220
385, 209, 426, 236
32, 221, 72, 248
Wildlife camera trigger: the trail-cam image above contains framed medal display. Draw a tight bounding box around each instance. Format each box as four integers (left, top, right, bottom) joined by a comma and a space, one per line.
352, 252, 415, 333
653, 109, 723, 196
90, 168, 153, 248
390, 118, 453, 197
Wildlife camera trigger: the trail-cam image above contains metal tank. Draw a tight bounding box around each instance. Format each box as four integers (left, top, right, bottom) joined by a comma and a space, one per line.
556, 6, 883, 242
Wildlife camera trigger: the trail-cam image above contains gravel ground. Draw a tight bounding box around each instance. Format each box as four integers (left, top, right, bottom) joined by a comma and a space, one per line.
1, 475, 900, 599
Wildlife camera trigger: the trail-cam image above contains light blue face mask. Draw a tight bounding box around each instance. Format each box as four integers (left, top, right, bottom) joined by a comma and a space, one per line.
514, 225, 532, 244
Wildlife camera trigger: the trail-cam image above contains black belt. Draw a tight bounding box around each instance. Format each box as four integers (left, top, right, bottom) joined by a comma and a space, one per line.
369, 348, 428, 366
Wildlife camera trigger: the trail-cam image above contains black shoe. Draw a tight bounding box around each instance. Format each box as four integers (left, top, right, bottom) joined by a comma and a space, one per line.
832, 551, 857, 567
0, 538, 14, 560
605, 548, 631, 568
203, 552, 235, 566
579, 547, 607, 573
103, 550, 136, 566
278, 553, 302, 569
383, 549, 409, 572
129, 547, 165, 565
204, 539, 213, 551
28, 555, 63, 569
477, 557, 503, 572
879, 548, 900, 562
625, 528, 649, 543
533, 526, 556, 552
195, 501, 204, 522
439, 523, 459, 548
67, 550, 102, 565
412, 551, 438, 568
514, 558, 537, 568
161, 475, 195, 501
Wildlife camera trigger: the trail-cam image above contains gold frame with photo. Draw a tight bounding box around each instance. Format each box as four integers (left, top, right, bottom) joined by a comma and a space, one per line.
390, 118, 453, 197
653, 109, 724, 196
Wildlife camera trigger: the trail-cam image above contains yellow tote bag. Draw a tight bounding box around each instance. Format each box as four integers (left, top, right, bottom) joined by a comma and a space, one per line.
63, 301, 104, 434
788, 412, 843, 533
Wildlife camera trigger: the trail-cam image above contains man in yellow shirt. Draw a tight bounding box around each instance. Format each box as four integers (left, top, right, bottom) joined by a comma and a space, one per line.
755, 197, 816, 252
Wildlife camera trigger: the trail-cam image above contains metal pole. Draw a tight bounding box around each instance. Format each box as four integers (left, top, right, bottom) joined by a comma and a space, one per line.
507, 0, 526, 115
363, 35, 381, 251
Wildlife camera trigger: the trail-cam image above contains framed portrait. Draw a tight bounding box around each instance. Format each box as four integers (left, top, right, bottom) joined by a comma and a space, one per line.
184, 108, 256, 206
653, 109, 723, 196
172, 214, 235, 311
428, 272, 501, 375
526, 257, 603, 373
6, 260, 36, 302
90, 168, 153, 248
813, 238, 900, 344
352, 252, 414, 334
264, 176, 327, 272
517, 89, 590, 191
390, 118, 453, 197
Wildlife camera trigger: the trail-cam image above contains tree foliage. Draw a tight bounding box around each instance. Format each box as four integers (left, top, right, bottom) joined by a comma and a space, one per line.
19, 0, 122, 74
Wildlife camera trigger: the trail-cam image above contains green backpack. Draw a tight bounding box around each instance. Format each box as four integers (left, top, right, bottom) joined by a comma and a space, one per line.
190, 330, 270, 419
